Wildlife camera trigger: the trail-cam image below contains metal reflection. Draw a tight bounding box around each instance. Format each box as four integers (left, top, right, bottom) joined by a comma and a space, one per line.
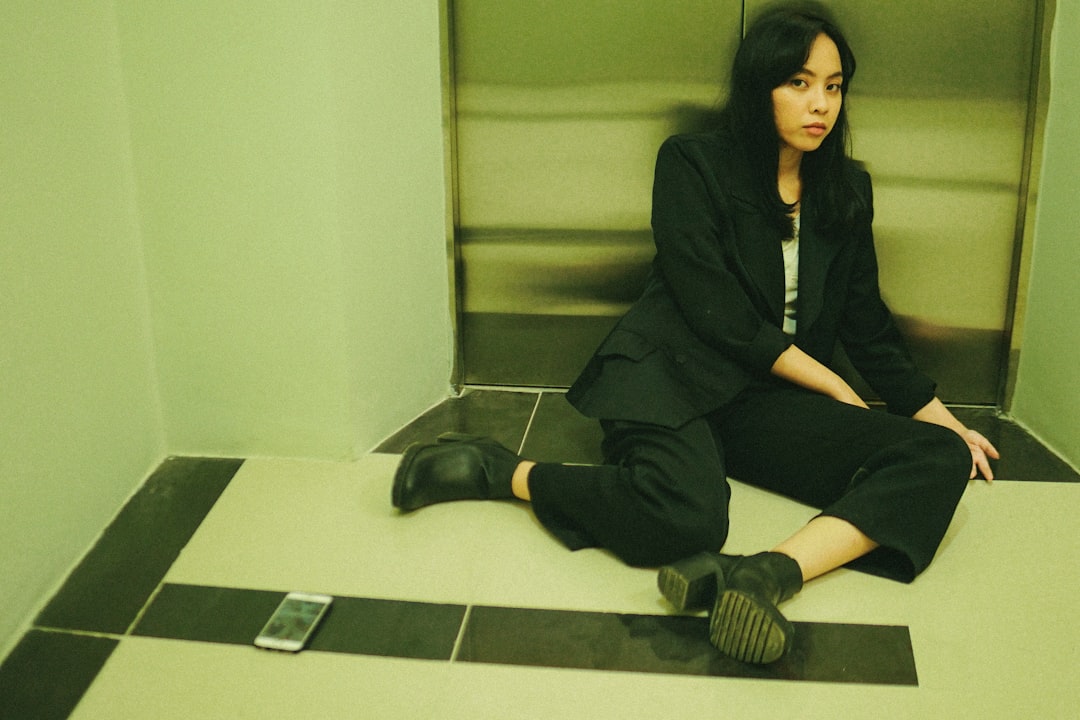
451, 0, 1044, 402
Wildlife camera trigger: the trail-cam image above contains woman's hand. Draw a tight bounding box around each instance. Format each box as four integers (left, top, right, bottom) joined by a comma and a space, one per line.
962, 428, 1000, 482
913, 398, 1000, 482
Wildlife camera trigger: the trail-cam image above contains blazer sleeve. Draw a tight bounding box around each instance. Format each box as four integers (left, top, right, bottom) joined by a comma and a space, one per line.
650, 136, 791, 373
837, 173, 937, 416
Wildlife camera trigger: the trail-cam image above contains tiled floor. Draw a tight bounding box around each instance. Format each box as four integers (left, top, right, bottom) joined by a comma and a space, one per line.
3, 389, 1079, 719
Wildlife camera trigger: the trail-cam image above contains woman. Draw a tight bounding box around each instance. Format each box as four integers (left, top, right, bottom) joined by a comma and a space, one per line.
392, 5, 998, 665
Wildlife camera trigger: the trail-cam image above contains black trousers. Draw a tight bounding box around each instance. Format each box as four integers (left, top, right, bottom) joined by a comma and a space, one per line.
529, 384, 972, 582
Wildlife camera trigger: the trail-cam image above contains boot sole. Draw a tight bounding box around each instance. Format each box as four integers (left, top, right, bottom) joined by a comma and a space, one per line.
709, 589, 793, 664
391, 442, 426, 511
657, 552, 724, 612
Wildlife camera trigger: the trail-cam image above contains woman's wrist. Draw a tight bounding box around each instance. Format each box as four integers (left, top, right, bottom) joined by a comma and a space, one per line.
829, 377, 868, 408
912, 397, 968, 436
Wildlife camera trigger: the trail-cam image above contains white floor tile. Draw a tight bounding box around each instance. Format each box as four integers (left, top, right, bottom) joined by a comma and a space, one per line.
156, 453, 1080, 718
70, 636, 454, 720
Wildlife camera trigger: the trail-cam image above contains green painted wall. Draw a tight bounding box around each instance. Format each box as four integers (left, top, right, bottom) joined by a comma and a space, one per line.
2, 0, 452, 655
1012, 0, 1080, 469
1, 3, 166, 654
115, 0, 452, 459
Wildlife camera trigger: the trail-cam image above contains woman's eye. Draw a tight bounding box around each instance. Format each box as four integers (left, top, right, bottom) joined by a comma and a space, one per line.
790, 78, 808, 88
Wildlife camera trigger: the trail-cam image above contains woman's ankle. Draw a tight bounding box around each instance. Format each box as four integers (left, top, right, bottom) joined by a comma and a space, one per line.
511, 461, 536, 501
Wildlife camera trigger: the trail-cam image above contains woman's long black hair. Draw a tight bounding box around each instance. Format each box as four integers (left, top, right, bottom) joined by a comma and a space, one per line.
721, 3, 865, 235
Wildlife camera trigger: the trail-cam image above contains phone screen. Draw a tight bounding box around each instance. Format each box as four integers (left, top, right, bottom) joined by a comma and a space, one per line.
255, 593, 332, 651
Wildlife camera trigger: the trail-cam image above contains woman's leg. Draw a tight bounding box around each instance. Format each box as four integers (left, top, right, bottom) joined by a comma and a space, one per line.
527, 416, 732, 567
393, 416, 733, 568
771, 515, 878, 582
669, 385, 971, 663
511, 461, 536, 500
716, 384, 972, 582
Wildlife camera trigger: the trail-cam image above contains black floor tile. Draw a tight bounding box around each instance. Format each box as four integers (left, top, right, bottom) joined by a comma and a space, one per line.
132, 584, 284, 646
951, 407, 1079, 482
0, 630, 118, 720
312, 596, 466, 660
375, 389, 538, 454
457, 605, 917, 685
522, 392, 604, 465
461, 311, 618, 387
34, 457, 244, 635
517, 396, 1077, 484
133, 584, 468, 661
131, 584, 917, 685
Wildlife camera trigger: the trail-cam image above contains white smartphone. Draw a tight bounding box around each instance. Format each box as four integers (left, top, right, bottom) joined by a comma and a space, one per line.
254, 592, 333, 652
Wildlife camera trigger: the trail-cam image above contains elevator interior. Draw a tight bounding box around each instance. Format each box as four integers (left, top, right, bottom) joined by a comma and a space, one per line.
449, 0, 1050, 406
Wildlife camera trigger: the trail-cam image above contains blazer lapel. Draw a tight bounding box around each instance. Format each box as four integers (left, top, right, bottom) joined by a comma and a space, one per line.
795, 206, 843, 338
729, 181, 786, 326
716, 140, 847, 337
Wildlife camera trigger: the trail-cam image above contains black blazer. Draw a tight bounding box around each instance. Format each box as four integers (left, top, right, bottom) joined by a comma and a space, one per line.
567, 132, 935, 429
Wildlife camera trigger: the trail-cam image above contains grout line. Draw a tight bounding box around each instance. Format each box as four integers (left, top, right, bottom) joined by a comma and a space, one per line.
448, 605, 474, 662
124, 581, 167, 637
462, 384, 553, 395
32, 626, 126, 642
517, 393, 543, 455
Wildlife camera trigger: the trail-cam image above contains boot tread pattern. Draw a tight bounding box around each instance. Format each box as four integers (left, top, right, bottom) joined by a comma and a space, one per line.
709, 590, 790, 664
657, 567, 692, 611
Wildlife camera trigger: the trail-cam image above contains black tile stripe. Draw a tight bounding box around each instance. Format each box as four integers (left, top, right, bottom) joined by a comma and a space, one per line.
133, 584, 467, 661
131, 584, 285, 646
35, 457, 244, 635
382, 393, 1079, 482
0, 630, 118, 720
950, 407, 1080, 482
374, 389, 539, 454
457, 605, 918, 686
128, 584, 917, 686
1, 458, 243, 720
521, 392, 604, 465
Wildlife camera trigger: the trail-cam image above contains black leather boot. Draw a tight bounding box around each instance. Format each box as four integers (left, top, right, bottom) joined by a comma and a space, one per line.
657, 552, 743, 612
708, 551, 803, 664
392, 433, 521, 512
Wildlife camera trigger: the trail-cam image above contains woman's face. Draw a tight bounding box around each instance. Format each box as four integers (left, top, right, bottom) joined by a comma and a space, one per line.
771, 33, 844, 157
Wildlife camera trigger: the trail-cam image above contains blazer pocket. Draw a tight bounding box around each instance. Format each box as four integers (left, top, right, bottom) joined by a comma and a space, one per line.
594, 329, 657, 362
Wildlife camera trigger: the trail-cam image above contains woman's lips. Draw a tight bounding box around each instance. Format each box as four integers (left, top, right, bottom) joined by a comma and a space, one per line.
805, 123, 828, 137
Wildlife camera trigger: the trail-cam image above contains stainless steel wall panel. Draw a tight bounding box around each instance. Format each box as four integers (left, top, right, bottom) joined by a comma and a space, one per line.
453, 0, 743, 386
454, 1, 743, 85
453, 0, 1043, 400
755, 1, 1037, 101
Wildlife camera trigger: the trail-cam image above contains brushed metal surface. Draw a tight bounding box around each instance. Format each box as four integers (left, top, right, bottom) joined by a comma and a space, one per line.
451, 0, 1043, 403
